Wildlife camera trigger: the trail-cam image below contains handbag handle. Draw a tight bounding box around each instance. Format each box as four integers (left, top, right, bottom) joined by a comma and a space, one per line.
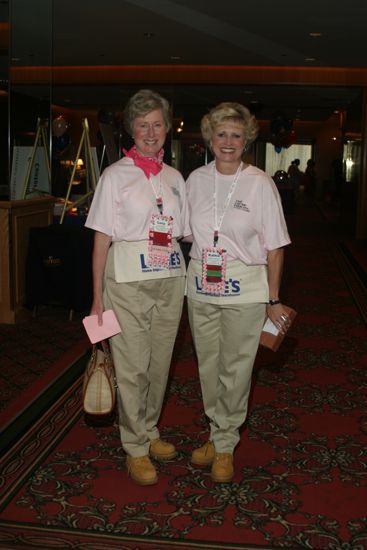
100, 339, 110, 354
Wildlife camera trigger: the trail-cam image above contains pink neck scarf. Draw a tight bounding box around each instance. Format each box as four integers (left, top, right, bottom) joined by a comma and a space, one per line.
123, 145, 164, 179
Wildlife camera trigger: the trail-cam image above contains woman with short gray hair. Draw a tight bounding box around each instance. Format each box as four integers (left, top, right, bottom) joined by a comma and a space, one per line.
86, 89, 190, 486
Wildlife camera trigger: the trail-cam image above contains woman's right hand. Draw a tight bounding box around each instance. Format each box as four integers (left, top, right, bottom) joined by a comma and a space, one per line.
90, 231, 112, 326
90, 296, 104, 325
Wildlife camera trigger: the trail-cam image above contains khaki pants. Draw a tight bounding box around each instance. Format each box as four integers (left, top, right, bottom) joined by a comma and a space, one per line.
104, 276, 185, 457
188, 298, 266, 453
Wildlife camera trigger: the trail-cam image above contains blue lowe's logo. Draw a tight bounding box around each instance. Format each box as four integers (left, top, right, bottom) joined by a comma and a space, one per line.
195, 276, 240, 295
140, 251, 181, 272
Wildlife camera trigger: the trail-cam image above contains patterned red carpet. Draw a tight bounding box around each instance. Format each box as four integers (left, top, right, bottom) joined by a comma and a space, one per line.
0, 201, 367, 550
0, 307, 90, 433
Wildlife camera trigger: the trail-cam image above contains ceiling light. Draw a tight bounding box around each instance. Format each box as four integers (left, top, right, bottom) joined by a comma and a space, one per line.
305, 57, 316, 62
309, 32, 322, 37
170, 56, 181, 61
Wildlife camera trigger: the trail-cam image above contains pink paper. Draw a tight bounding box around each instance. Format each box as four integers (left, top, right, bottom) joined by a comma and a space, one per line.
82, 309, 121, 344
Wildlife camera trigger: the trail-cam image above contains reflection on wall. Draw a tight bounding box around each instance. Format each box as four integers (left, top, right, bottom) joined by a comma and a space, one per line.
7, 0, 52, 200
0, 93, 7, 197
344, 139, 361, 183
0, 0, 8, 197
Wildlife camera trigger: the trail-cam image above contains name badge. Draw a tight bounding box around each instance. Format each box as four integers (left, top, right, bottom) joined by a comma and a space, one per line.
202, 247, 227, 295
148, 213, 173, 268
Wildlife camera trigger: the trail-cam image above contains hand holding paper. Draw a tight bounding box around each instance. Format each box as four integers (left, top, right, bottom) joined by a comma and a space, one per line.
83, 309, 122, 344
259, 305, 297, 352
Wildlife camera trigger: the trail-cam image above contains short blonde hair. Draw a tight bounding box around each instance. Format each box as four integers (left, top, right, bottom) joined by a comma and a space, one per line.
201, 102, 259, 148
123, 89, 172, 135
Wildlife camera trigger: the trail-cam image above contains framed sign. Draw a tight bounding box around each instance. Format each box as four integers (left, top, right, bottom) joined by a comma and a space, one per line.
10, 146, 51, 200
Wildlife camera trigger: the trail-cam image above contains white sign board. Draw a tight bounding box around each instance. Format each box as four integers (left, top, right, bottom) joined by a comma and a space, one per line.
10, 146, 50, 200
90, 147, 101, 186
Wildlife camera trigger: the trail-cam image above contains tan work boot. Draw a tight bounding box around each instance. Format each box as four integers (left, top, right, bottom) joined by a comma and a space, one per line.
126, 455, 158, 485
150, 438, 176, 460
191, 440, 215, 466
211, 453, 234, 482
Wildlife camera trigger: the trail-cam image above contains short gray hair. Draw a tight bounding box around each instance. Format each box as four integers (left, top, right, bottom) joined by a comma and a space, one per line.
123, 89, 172, 135
201, 102, 259, 148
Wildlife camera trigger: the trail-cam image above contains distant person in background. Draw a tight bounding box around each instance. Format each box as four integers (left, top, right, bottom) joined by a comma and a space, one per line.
287, 158, 300, 177
273, 169, 294, 214
287, 158, 303, 198
330, 158, 344, 205
302, 159, 316, 198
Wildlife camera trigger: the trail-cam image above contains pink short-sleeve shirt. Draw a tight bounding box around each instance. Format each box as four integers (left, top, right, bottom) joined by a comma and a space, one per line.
187, 162, 290, 264
85, 157, 190, 241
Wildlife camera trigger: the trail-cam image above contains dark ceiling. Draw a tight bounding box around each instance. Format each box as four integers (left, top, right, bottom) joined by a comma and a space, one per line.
2, 0, 367, 124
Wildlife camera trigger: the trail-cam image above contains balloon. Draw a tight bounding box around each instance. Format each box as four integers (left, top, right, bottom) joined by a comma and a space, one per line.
270, 112, 295, 151
52, 116, 69, 137
288, 129, 297, 145
273, 170, 288, 184
98, 109, 115, 124
270, 113, 293, 135
53, 133, 70, 153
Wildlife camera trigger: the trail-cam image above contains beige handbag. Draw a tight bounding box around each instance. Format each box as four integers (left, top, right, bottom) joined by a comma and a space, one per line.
82, 340, 116, 415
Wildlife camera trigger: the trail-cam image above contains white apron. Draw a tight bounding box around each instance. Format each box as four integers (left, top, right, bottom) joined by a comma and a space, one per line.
107, 238, 186, 283
187, 258, 268, 304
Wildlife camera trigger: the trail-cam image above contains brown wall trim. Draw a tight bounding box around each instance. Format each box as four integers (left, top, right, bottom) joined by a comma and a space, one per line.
10, 65, 367, 87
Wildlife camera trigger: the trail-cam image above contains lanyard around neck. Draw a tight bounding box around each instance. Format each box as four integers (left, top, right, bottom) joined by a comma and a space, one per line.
149, 173, 163, 214
213, 162, 243, 246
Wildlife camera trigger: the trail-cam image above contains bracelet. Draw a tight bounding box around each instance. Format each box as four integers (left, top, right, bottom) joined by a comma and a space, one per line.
268, 299, 281, 305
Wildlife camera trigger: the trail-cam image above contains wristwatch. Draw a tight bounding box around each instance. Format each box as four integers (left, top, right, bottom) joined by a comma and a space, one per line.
268, 299, 281, 305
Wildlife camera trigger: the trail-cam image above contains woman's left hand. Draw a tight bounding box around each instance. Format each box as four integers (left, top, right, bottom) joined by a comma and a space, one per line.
266, 302, 291, 335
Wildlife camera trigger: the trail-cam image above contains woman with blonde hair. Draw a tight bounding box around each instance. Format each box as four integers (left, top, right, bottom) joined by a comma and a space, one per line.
186, 102, 291, 482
